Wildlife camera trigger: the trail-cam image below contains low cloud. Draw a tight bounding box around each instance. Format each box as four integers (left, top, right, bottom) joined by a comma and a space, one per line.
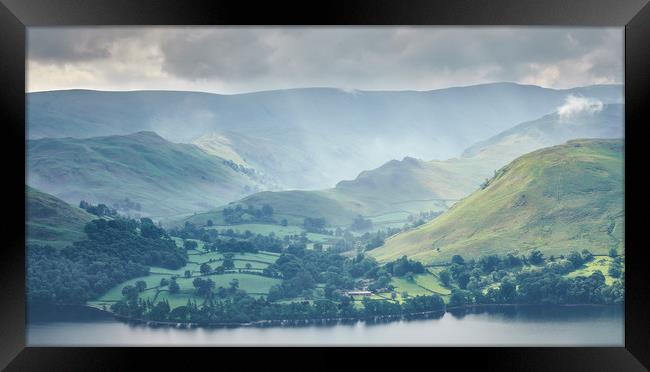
557, 95, 604, 121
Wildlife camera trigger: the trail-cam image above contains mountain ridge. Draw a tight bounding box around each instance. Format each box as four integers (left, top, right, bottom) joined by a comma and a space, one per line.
28, 83, 623, 189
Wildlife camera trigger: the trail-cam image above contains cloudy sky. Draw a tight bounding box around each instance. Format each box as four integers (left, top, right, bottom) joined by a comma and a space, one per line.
27, 27, 623, 93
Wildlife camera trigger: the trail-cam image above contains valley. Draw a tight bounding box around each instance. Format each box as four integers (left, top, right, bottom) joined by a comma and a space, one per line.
25, 84, 625, 328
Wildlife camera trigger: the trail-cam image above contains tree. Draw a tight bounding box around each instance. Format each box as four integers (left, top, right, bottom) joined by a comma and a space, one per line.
169, 279, 180, 294
609, 248, 618, 258
499, 279, 517, 303
609, 261, 623, 278
149, 300, 170, 321
184, 240, 198, 251
192, 277, 215, 297
451, 255, 465, 265
184, 270, 192, 278
222, 253, 235, 270
140, 218, 164, 239
262, 204, 274, 217
457, 273, 470, 289
280, 218, 288, 227
350, 215, 373, 231
200, 263, 212, 275
229, 279, 240, 292
135, 280, 147, 292
448, 289, 471, 307
567, 251, 584, 268
159, 278, 170, 287
245, 263, 252, 270
439, 270, 451, 286
528, 250, 544, 265
206, 219, 213, 227
121, 285, 138, 300
304, 217, 327, 232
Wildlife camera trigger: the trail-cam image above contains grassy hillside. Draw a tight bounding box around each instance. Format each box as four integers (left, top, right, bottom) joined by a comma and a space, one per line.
370, 139, 624, 263
26, 186, 95, 249
183, 156, 469, 228
27, 131, 266, 218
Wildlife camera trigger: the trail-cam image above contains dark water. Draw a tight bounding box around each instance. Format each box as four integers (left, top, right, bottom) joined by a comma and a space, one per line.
27, 305, 623, 346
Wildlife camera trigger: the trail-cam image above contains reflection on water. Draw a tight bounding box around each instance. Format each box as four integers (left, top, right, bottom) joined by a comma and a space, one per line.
27, 305, 623, 346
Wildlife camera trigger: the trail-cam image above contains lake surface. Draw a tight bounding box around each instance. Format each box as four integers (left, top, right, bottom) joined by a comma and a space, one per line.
27, 305, 623, 346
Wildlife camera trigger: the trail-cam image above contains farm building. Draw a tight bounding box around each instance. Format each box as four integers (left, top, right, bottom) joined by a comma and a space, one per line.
345, 290, 373, 297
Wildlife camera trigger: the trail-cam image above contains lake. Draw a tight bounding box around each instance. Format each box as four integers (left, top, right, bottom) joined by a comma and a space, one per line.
27, 305, 623, 346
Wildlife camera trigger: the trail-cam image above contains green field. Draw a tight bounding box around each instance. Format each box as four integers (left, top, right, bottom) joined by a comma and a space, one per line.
97, 274, 171, 302
93, 249, 281, 310
93, 273, 281, 309
391, 273, 451, 297
565, 256, 621, 285
209, 223, 302, 236
371, 139, 624, 264
207, 223, 334, 243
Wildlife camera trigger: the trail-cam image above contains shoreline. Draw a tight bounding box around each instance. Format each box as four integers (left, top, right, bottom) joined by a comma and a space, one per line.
31, 302, 622, 329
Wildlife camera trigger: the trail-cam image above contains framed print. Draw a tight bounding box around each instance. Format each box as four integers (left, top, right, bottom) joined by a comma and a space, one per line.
1, 0, 649, 370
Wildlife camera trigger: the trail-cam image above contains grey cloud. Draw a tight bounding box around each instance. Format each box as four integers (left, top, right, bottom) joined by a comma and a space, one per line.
159, 29, 274, 81
28, 28, 139, 63
27, 27, 623, 91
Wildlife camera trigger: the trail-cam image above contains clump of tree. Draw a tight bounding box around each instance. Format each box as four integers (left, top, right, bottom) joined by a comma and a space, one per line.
350, 215, 373, 231
437, 250, 623, 307
79, 200, 118, 217
385, 256, 425, 277
222, 204, 275, 224
303, 217, 328, 233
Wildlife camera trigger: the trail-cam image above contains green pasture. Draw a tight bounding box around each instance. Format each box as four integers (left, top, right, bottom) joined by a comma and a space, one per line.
565, 256, 621, 285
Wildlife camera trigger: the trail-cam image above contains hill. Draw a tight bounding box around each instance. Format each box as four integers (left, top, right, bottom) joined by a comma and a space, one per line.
369, 139, 624, 263
184, 104, 623, 229
26, 186, 95, 249
28, 83, 622, 189
182, 155, 474, 228
27, 131, 267, 218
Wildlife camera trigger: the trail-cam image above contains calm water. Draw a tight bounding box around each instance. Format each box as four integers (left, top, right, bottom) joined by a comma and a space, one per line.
27, 305, 623, 346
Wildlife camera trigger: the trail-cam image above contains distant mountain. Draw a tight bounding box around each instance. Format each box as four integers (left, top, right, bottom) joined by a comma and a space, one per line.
462, 103, 624, 162
27, 131, 267, 218
369, 139, 624, 264
184, 103, 624, 228
28, 83, 623, 189
26, 186, 95, 249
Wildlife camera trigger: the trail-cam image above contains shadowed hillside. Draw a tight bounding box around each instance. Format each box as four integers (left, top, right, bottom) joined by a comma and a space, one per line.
27, 132, 267, 218
27, 186, 95, 249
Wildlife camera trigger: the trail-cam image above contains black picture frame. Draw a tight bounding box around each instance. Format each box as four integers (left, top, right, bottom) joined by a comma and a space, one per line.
1, 0, 649, 370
